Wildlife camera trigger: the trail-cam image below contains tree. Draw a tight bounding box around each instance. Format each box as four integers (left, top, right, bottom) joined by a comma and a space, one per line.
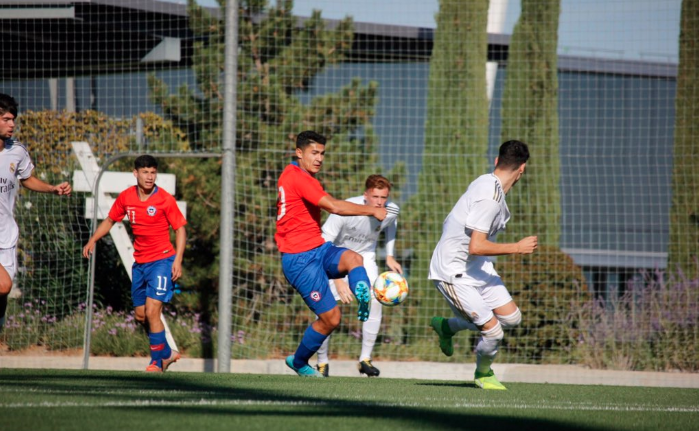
499, 0, 561, 246
669, 0, 699, 279
403, 0, 490, 324
147, 0, 382, 346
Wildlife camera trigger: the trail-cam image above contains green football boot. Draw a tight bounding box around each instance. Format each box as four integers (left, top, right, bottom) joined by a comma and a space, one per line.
474, 369, 507, 390
430, 316, 454, 357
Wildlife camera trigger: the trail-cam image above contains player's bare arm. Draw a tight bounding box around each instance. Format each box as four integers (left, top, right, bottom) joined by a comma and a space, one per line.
20, 176, 72, 196
171, 226, 186, 282
82, 217, 116, 258
318, 195, 387, 221
469, 230, 538, 256
386, 255, 403, 274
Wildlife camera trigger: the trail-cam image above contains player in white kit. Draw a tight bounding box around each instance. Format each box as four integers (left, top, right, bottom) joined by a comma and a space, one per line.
0, 94, 72, 330
429, 140, 537, 390
316, 175, 401, 377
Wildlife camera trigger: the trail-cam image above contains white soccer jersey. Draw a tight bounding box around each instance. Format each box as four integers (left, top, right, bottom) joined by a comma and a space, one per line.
429, 173, 510, 286
322, 195, 400, 257
0, 140, 34, 249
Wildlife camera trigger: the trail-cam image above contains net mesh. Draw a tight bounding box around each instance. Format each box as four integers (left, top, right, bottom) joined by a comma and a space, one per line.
1, 0, 696, 374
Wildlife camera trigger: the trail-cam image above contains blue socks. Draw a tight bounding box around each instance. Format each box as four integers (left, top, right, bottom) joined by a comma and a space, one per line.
348, 266, 371, 296
293, 325, 328, 369
290, 268, 371, 368
149, 330, 172, 364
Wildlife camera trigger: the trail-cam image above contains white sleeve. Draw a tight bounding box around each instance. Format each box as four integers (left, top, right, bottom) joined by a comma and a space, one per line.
17, 148, 35, 180
384, 217, 397, 257
465, 200, 500, 233
321, 214, 344, 243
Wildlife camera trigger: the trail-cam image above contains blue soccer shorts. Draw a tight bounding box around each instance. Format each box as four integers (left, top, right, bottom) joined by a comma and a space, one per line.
131, 255, 175, 307
281, 242, 347, 315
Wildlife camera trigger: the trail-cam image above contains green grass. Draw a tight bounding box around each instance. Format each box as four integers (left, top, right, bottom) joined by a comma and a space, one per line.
0, 369, 697, 431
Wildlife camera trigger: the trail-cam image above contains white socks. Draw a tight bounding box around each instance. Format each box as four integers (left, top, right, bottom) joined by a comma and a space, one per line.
448, 316, 478, 333
359, 297, 382, 361
315, 297, 384, 364
475, 322, 504, 374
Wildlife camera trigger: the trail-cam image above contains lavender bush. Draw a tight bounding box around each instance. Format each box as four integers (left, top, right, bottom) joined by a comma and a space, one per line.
1, 301, 237, 358
574, 267, 699, 372
1, 299, 65, 350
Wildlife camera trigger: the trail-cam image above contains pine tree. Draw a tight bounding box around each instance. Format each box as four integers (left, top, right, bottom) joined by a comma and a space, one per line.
403, 0, 490, 319
148, 0, 381, 330
499, 0, 561, 245
669, 0, 699, 278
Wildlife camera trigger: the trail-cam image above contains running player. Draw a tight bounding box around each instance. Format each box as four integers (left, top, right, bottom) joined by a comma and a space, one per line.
429, 140, 537, 390
83, 155, 186, 373
276, 130, 387, 377
315, 174, 401, 377
0, 93, 72, 330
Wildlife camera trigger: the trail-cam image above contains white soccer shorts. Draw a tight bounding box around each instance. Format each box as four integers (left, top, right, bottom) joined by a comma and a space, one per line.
433, 275, 513, 327
0, 247, 18, 281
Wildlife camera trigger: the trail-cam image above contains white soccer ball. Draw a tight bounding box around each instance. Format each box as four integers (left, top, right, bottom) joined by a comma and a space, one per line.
373, 271, 409, 306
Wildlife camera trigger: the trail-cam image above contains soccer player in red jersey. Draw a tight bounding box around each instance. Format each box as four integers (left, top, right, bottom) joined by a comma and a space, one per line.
276, 130, 387, 377
83, 155, 187, 372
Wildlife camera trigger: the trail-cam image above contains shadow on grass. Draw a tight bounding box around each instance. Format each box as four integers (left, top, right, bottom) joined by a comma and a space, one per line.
0, 369, 631, 431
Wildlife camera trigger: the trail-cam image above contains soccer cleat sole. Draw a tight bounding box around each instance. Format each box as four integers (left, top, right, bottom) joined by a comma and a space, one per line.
162, 350, 181, 372
355, 281, 371, 322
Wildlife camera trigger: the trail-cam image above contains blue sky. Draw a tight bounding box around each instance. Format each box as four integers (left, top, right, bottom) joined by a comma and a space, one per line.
174, 0, 682, 63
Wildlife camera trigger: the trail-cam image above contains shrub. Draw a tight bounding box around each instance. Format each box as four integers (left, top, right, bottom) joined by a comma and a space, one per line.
1, 301, 226, 358
497, 245, 590, 364
575, 267, 699, 372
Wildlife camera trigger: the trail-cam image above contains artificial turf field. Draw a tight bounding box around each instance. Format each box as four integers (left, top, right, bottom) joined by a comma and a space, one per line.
0, 369, 697, 431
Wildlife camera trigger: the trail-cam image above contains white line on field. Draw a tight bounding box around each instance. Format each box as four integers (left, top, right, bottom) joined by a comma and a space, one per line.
0, 399, 697, 413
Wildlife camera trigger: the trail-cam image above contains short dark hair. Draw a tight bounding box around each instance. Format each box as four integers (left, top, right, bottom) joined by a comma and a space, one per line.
0, 93, 19, 118
134, 154, 158, 170
496, 140, 530, 171
365, 174, 392, 191
296, 130, 327, 149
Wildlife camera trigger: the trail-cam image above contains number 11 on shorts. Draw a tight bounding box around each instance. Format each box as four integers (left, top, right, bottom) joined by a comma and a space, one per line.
156, 275, 168, 296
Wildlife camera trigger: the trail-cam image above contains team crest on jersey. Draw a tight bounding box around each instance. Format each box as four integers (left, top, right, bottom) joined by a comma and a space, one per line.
310, 291, 322, 302
147, 206, 157, 216
9, 163, 15, 173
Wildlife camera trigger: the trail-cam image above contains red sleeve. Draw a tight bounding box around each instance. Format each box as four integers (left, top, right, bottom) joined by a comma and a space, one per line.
165, 195, 187, 230
296, 175, 328, 206
107, 191, 126, 222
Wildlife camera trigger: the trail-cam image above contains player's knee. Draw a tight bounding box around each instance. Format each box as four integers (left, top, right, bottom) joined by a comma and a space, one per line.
345, 250, 364, 269
134, 312, 146, 325
325, 312, 341, 330
476, 322, 504, 357
0, 279, 12, 295
133, 306, 146, 323
497, 308, 522, 329
144, 305, 162, 323
481, 322, 504, 342
317, 308, 341, 332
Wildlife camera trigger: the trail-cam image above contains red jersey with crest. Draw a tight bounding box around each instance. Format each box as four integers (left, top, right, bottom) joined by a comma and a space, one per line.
275, 162, 329, 253
108, 185, 187, 264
